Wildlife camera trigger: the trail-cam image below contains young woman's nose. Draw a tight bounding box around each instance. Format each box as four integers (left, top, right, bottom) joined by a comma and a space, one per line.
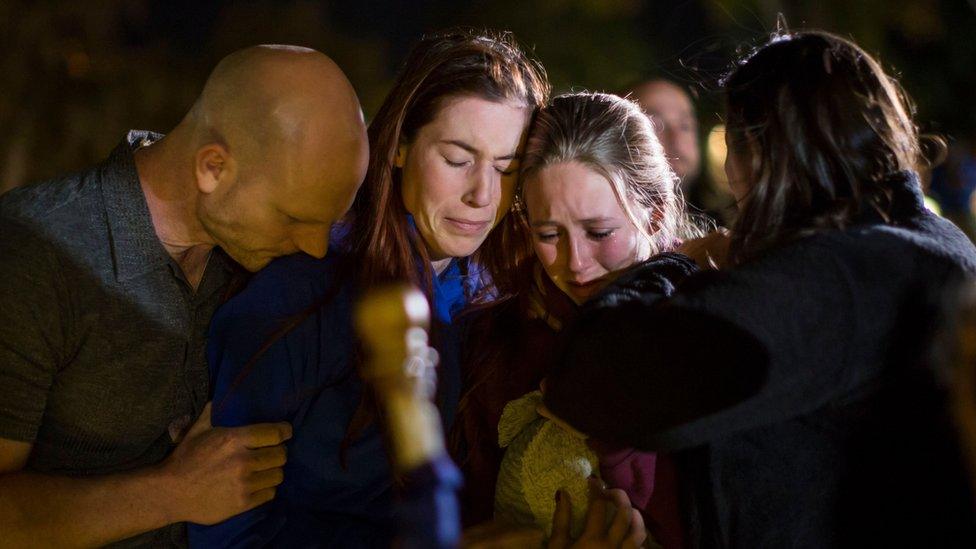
462, 164, 495, 208
564, 236, 590, 275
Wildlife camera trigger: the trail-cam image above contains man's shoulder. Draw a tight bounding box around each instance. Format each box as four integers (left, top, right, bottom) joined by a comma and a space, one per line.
0, 166, 103, 234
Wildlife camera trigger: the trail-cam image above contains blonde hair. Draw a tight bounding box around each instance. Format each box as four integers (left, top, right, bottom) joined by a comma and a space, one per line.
518, 92, 700, 255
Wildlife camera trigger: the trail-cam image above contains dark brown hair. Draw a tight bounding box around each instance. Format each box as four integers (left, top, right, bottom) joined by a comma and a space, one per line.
348, 28, 550, 298
340, 28, 549, 459
220, 29, 549, 467
723, 30, 926, 264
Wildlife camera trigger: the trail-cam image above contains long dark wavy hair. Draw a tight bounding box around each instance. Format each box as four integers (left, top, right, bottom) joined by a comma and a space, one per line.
219, 28, 549, 466
723, 30, 928, 264
349, 28, 550, 298
342, 28, 549, 458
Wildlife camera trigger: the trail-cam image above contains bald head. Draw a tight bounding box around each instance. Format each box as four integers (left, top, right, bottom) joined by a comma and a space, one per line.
629, 79, 700, 183
191, 45, 367, 182
184, 45, 369, 271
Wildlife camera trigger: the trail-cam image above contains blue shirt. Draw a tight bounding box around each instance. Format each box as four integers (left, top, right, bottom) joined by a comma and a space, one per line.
188, 250, 469, 548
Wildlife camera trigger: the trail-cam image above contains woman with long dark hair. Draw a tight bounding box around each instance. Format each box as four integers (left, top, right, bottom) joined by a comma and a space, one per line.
187, 29, 549, 547
543, 31, 976, 547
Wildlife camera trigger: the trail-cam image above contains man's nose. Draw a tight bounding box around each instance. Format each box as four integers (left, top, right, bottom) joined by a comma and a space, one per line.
293, 227, 329, 259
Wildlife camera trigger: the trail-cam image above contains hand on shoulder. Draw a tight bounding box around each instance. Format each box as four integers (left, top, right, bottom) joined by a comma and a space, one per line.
677, 228, 731, 270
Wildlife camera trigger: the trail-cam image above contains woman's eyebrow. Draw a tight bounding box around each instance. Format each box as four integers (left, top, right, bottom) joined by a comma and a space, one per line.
439, 139, 477, 154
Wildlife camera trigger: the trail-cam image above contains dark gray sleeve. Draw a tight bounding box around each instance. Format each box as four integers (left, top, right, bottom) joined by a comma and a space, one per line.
0, 219, 67, 442
545, 241, 859, 451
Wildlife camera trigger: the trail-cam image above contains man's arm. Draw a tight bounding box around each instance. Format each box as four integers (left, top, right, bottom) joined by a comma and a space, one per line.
0, 405, 292, 548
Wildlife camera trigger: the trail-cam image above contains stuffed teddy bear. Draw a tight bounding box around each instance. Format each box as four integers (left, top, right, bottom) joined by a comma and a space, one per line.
493, 390, 598, 539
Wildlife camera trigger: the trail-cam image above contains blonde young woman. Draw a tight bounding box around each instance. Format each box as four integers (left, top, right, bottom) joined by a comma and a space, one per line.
455, 92, 699, 548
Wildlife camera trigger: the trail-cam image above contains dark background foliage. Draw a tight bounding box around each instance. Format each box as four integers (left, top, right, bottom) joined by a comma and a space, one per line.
2, 0, 974, 197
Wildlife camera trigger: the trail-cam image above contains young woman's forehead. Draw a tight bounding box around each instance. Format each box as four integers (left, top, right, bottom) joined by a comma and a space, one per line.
419, 97, 529, 153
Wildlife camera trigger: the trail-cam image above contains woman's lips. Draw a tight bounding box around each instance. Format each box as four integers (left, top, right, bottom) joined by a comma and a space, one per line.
565, 278, 607, 300
444, 217, 490, 235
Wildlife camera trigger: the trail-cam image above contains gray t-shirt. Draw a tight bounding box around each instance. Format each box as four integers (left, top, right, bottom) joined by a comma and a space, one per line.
0, 130, 240, 547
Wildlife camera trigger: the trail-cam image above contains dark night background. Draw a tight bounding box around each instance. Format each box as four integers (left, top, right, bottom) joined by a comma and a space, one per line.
2, 0, 975, 219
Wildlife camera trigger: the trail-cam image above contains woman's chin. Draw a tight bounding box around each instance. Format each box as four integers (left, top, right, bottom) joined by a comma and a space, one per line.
434, 237, 485, 259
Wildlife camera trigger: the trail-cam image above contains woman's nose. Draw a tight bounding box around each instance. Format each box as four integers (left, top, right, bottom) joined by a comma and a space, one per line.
462, 164, 495, 208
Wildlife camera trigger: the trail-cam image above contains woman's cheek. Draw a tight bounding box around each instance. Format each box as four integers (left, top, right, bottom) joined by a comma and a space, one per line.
533, 241, 557, 270
597, 233, 642, 272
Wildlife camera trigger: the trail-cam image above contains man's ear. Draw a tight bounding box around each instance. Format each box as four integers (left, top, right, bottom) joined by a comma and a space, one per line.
195, 143, 236, 195
394, 142, 408, 169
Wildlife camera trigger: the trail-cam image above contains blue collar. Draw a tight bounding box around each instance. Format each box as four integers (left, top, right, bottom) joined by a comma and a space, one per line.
431, 258, 469, 324
404, 215, 475, 324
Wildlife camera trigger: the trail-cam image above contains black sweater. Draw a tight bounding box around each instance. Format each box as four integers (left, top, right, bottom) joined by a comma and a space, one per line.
546, 172, 976, 548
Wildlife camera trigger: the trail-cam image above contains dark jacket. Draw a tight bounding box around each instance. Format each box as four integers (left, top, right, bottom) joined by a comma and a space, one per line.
188, 251, 468, 548
456, 255, 696, 546
545, 172, 976, 548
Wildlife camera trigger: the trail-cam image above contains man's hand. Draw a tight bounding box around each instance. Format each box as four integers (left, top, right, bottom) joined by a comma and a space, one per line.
549, 479, 648, 549
677, 228, 731, 270
156, 402, 292, 525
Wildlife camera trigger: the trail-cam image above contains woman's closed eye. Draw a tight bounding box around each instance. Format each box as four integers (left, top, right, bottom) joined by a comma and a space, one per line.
587, 229, 615, 240
535, 231, 559, 242
443, 156, 472, 168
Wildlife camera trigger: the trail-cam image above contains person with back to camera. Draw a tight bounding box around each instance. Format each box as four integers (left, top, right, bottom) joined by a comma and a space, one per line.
544, 30, 976, 548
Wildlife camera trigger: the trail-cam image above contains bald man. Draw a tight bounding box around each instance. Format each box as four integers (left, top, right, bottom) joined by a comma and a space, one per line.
0, 45, 368, 547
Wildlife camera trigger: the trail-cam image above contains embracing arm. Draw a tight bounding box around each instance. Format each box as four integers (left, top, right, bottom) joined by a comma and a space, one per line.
0, 220, 289, 547
0, 220, 175, 547
545, 243, 861, 451
0, 410, 290, 548
0, 438, 171, 548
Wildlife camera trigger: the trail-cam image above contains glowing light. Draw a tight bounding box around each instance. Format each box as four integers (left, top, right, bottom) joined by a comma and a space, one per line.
706, 124, 730, 193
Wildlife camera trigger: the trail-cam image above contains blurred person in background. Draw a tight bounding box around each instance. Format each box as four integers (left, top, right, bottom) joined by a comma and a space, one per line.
629, 80, 700, 185
627, 79, 731, 226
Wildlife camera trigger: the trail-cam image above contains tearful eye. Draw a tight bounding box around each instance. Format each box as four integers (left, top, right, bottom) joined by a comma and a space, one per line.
588, 230, 615, 240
